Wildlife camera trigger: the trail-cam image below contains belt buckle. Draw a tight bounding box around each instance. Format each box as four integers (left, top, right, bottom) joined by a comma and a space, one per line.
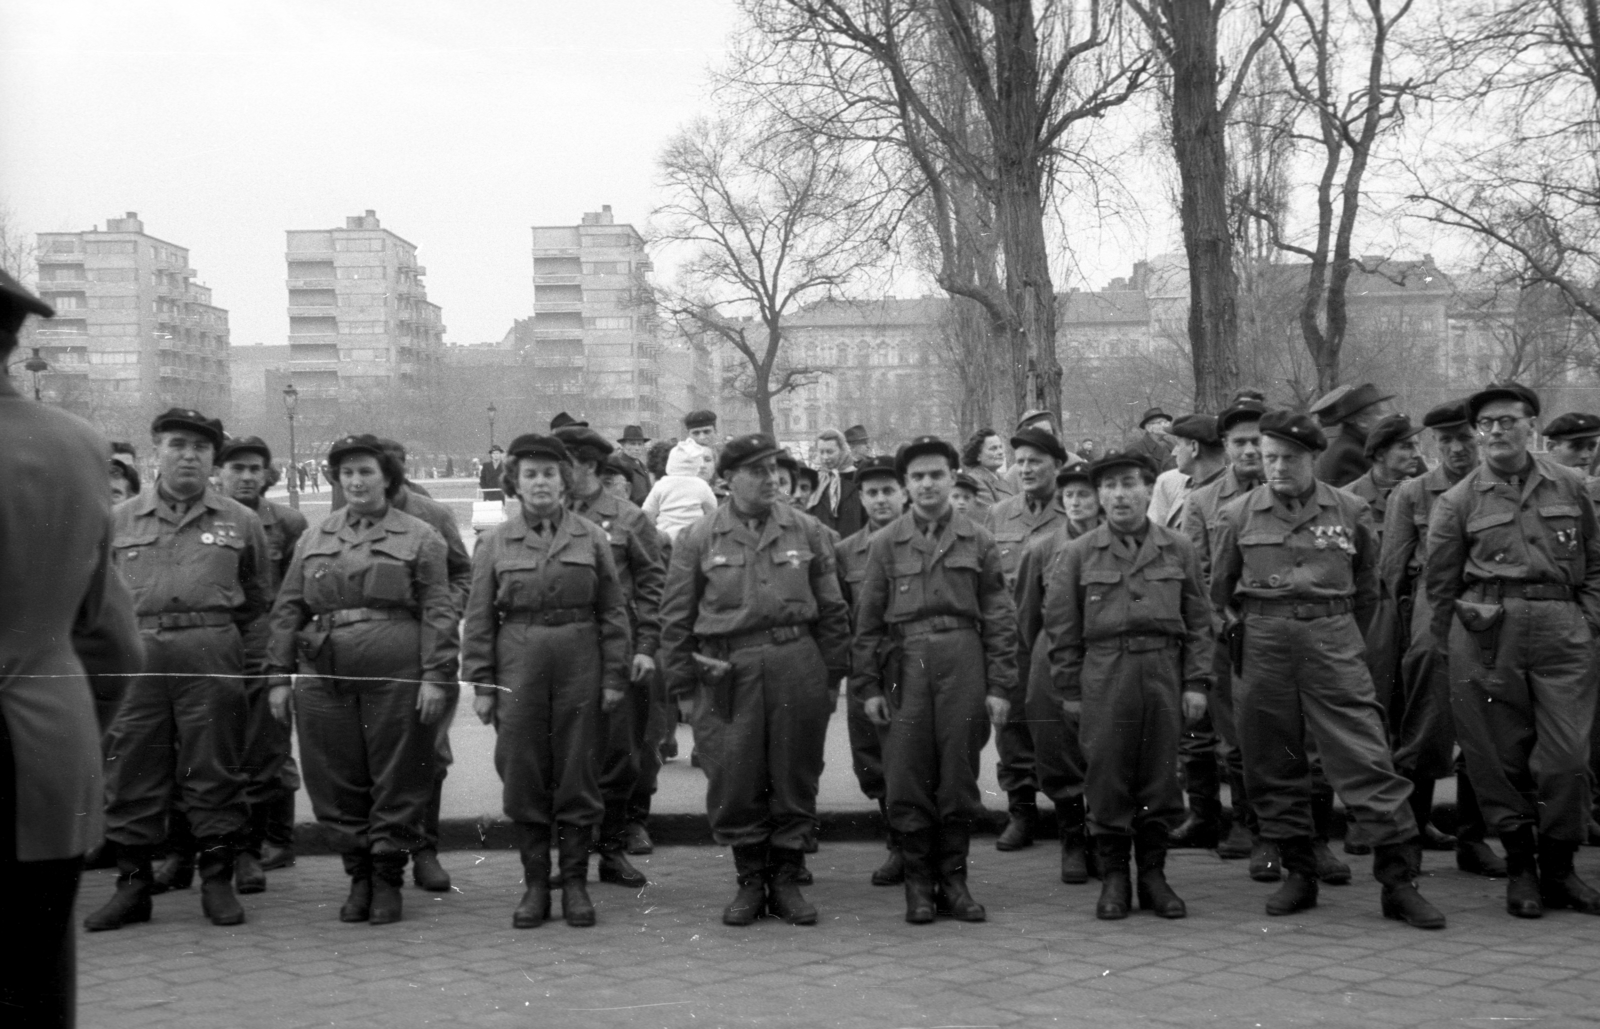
1292, 603, 1309, 620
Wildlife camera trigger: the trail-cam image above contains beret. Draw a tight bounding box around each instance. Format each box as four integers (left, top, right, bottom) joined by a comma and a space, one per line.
1087, 450, 1157, 486
218, 434, 272, 465
1363, 414, 1424, 458
1467, 382, 1541, 422
1138, 407, 1171, 428
953, 472, 980, 494
327, 433, 387, 466
717, 433, 784, 476
895, 435, 961, 477
1169, 414, 1220, 446
151, 407, 224, 450
506, 433, 571, 464
1217, 398, 1267, 434
1259, 409, 1328, 453
1421, 400, 1470, 430
549, 411, 589, 431
1056, 459, 1092, 487
552, 425, 615, 457
684, 409, 718, 430
844, 424, 870, 445
1543, 412, 1600, 441
854, 454, 901, 485
1009, 426, 1067, 463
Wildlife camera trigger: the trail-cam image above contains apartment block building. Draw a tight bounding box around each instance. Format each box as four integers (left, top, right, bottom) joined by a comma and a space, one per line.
32, 212, 230, 428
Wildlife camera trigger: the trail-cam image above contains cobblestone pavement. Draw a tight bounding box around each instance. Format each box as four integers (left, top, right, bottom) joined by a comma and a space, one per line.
78, 843, 1600, 1029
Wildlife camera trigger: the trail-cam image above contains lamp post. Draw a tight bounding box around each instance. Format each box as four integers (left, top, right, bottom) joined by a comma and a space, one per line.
283, 383, 300, 510
23, 347, 48, 401
487, 401, 497, 449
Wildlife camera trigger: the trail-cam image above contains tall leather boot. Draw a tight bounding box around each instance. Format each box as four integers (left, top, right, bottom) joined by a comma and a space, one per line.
235, 803, 269, 895
1169, 752, 1221, 849
1537, 835, 1600, 915
766, 846, 818, 925
723, 842, 768, 926
370, 852, 406, 925
340, 852, 372, 922
597, 808, 648, 888
151, 810, 196, 895
1502, 825, 1543, 918
1408, 776, 1456, 850
1265, 836, 1319, 916
1454, 771, 1507, 876
1058, 796, 1089, 884
1135, 823, 1186, 918
411, 778, 452, 891
196, 837, 246, 926
995, 789, 1037, 851
1310, 786, 1352, 884
557, 825, 597, 927
1376, 839, 1446, 929
871, 799, 905, 886
1217, 761, 1254, 859
936, 824, 986, 922
1095, 835, 1133, 920
899, 829, 938, 924
84, 846, 154, 931
260, 791, 296, 870
513, 823, 553, 928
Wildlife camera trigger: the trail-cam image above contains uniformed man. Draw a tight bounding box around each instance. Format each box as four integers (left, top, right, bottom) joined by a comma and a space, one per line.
854, 436, 1017, 924
1045, 451, 1212, 920
1150, 414, 1224, 528
1426, 383, 1600, 918
1377, 400, 1506, 875
1212, 409, 1444, 929
985, 426, 1067, 852
1544, 413, 1600, 496
1344, 414, 1423, 545
835, 455, 909, 885
660, 433, 850, 926
215, 435, 308, 890
554, 425, 665, 883
88, 408, 272, 931
1310, 382, 1394, 487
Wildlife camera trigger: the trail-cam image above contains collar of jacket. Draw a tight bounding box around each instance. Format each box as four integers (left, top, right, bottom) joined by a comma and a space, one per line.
133, 484, 225, 519
711, 498, 798, 539
1468, 452, 1558, 493
1421, 463, 1459, 494
504, 505, 582, 545
1222, 466, 1258, 498
1248, 480, 1338, 513
569, 486, 621, 518
889, 508, 975, 543
319, 503, 407, 536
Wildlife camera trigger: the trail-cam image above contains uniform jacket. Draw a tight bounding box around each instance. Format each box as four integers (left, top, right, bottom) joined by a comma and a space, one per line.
1315, 425, 1370, 488
660, 501, 851, 696
1211, 481, 1381, 627
1343, 468, 1406, 546
569, 487, 665, 657
112, 487, 271, 628
1378, 464, 1460, 600
1043, 522, 1214, 704
836, 522, 890, 616
1181, 465, 1258, 592
986, 490, 1069, 592
1423, 454, 1600, 642
1123, 429, 1177, 473
392, 486, 471, 610
459, 507, 631, 696
963, 464, 1015, 516
1, 379, 143, 860
266, 505, 460, 685
255, 497, 309, 594
1013, 519, 1093, 652
850, 509, 1018, 703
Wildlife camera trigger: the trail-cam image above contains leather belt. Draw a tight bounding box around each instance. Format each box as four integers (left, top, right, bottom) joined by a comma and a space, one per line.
896, 614, 980, 638
1242, 597, 1355, 619
718, 624, 811, 652
501, 607, 595, 627
1088, 633, 1181, 653
314, 607, 415, 629
1467, 581, 1577, 602
137, 611, 234, 630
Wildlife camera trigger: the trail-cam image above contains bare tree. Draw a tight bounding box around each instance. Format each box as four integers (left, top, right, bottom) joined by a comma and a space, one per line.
653, 115, 887, 435
0, 202, 36, 287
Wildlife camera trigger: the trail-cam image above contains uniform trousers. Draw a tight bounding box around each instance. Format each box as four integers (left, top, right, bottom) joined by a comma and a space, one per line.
1390, 594, 1456, 781
1080, 639, 1185, 836
1022, 638, 1084, 807
846, 689, 886, 800
1448, 597, 1596, 841
102, 624, 249, 847
696, 636, 831, 849
623, 668, 669, 826
491, 623, 603, 828
1236, 613, 1416, 845
883, 627, 991, 834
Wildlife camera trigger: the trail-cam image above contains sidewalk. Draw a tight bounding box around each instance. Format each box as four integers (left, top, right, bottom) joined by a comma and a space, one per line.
79, 843, 1600, 1029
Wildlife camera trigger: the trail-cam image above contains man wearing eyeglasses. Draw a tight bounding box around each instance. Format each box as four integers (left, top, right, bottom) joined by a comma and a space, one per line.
1426, 383, 1600, 920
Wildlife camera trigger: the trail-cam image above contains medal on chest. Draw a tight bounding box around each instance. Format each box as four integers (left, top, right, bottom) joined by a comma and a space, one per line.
1309, 524, 1355, 555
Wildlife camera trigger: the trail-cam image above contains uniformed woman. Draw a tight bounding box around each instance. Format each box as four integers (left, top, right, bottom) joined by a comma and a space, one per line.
266, 434, 458, 926
462, 434, 631, 928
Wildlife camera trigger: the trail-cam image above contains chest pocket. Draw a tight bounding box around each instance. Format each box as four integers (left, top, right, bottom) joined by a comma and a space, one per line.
194, 526, 248, 607
1140, 563, 1188, 609
556, 547, 599, 607
702, 548, 747, 612
364, 535, 418, 605
1538, 503, 1582, 559
1238, 530, 1289, 589
767, 547, 814, 606
887, 557, 925, 618
992, 530, 1025, 577
112, 529, 162, 598
1081, 568, 1120, 604
1467, 509, 1519, 566
495, 558, 545, 609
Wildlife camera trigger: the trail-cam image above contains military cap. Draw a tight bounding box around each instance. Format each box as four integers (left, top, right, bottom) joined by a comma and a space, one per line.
1363, 413, 1424, 458
1015, 408, 1053, 432
1543, 412, 1600, 441
895, 435, 961, 477
151, 407, 224, 450
684, 409, 718, 430
1088, 450, 1157, 486
1056, 459, 1092, 487
1009, 426, 1068, 463
217, 434, 272, 465
1138, 407, 1171, 428
854, 454, 901, 485
1467, 382, 1540, 422
0, 267, 53, 334
717, 432, 785, 476
1310, 382, 1392, 426
953, 472, 981, 495
506, 433, 570, 464
549, 411, 589, 431
326, 433, 387, 465
1169, 413, 1220, 447
1259, 409, 1328, 452
844, 424, 870, 446
552, 425, 615, 457
620, 424, 650, 443
1232, 388, 1267, 404
1218, 397, 1267, 434
377, 437, 408, 459
1422, 400, 1470, 430
598, 455, 632, 478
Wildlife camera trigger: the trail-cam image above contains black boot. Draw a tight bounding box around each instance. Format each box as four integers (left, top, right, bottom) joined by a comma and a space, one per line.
340, 853, 372, 922
1311, 787, 1352, 884
1453, 772, 1507, 876
1095, 835, 1133, 920
150, 809, 197, 894
197, 838, 246, 926
871, 800, 905, 886
597, 847, 648, 888
936, 825, 986, 922
723, 843, 768, 926
1135, 823, 1186, 918
1058, 796, 1088, 884
1265, 837, 1319, 916
557, 826, 596, 927
235, 803, 269, 894
1538, 836, 1600, 915
1217, 762, 1254, 859
899, 829, 938, 924
623, 822, 654, 855
1376, 839, 1446, 928
370, 852, 406, 925
1169, 753, 1221, 849
259, 791, 296, 870
513, 824, 553, 928
1248, 836, 1282, 882
766, 847, 818, 925
1408, 777, 1456, 850
411, 848, 452, 892
995, 790, 1037, 851
1502, 825, 1543, 918
84, 847, 154, 932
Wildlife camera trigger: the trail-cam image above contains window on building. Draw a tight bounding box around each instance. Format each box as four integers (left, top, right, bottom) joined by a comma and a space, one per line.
334, 238, 385, 252
39, 319, 88, 336
585, 316, 633, 330
336, 265, 386, 280
290, 316, 338, 335
38, 265, 84, 282
88, 350, 139, 365
88, 295, 137, 309
288, 261, 336, 279
87, 267, 137, 283
42, 292, 86, 309
339, 321, 385, 334
85, 240, 136, 255
43, 239, 81, 255
535, 257, 582, 275
289, 289, 337, 307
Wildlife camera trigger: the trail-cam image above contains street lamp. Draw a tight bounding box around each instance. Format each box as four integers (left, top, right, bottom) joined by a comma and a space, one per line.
23, 347, 48, 401
283, 383, 300, 510
487, 401, 497, 449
